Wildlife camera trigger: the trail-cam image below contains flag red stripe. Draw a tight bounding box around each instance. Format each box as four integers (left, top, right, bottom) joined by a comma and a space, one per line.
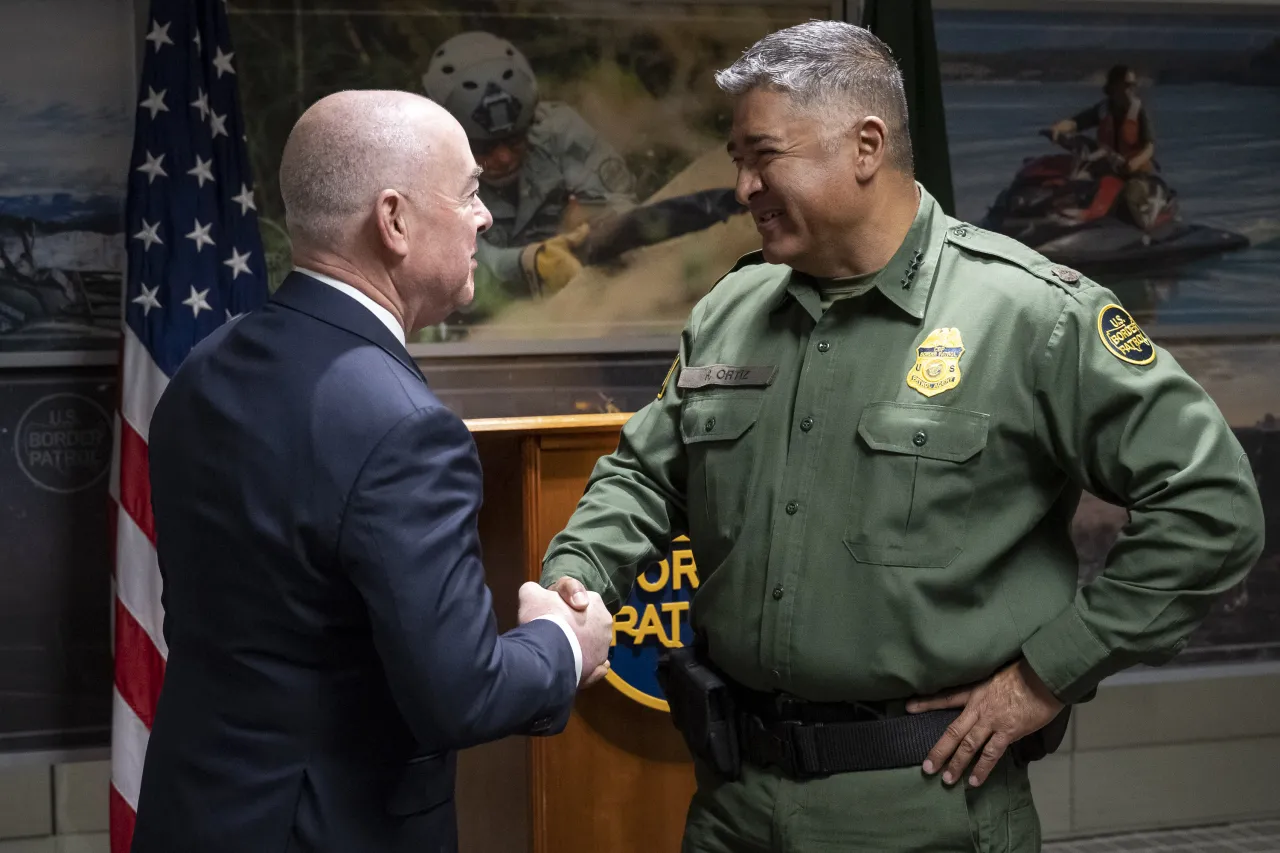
110, 783, 138, 853
113, 598, 166, 730
117, 418, 155, 546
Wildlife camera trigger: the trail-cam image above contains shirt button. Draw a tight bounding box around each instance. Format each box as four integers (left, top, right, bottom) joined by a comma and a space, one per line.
913, 431, 928, 447
772, 585, 784, 600
800, 417, 814, 432
817, 341, 831, 353
705, 417, 716, 432
785, 501, 799, 515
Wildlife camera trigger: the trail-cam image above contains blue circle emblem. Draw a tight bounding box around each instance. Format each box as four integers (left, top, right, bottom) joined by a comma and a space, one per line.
1097, 303, 1155, 366
606, 536, 699, 711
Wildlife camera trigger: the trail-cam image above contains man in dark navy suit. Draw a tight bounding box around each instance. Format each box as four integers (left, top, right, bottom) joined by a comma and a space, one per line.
132, 90, 613, 853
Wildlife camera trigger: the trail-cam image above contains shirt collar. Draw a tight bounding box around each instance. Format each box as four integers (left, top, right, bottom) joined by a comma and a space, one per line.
292, 267, 406, 347
772, 183, 947, 322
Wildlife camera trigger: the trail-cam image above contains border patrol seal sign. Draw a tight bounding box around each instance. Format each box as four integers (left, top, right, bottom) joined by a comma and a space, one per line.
1097, 303, 1156, 366
606, 536, 699, 711
907, 327, 965, 397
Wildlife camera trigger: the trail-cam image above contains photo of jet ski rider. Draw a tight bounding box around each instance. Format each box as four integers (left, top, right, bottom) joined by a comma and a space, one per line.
1049, 64, 1158, 231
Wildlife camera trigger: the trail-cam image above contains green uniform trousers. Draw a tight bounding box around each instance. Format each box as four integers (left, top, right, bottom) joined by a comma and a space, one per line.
682, 755, 1040, 853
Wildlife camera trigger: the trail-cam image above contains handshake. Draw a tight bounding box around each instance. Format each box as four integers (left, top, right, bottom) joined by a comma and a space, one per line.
517, 578, 613, 688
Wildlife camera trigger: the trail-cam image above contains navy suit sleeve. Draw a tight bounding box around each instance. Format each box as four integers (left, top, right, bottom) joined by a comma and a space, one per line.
338, 405, 576, 751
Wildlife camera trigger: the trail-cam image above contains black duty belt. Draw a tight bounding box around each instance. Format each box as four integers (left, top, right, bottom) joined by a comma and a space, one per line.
733, 687, 961, 779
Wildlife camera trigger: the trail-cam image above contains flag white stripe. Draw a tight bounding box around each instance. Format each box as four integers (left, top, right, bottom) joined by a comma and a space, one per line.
110, 686, 151, 812
115, 510, 169, 661
120, 326, 170, 443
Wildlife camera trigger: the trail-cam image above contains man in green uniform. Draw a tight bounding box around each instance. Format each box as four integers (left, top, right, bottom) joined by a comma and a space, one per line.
541, 21, 1264, 852
422, 31, 637, 317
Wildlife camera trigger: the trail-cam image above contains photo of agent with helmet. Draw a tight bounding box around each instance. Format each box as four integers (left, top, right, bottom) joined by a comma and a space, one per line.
422, 32, 638, 317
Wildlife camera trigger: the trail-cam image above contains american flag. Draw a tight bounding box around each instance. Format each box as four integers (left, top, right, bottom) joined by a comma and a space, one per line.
109, 1, 267, 850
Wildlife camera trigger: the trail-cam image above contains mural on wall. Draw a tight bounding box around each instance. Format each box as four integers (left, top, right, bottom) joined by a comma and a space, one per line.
937, 6, 1280, 332
935, 5, 1280, 673
229, 0, 841, 344
0, 0, 133, 356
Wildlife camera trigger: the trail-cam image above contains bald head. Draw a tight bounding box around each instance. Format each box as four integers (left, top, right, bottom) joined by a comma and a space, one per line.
279, 90, 462, 248
279, 90, 493, 333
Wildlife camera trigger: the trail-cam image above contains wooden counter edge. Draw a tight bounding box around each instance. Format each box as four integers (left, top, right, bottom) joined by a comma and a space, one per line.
464, 413, 633, 434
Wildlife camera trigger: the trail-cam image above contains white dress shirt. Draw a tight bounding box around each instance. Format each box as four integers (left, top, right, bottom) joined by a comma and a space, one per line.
295, 266, 584, 685
293, 267, 407, 346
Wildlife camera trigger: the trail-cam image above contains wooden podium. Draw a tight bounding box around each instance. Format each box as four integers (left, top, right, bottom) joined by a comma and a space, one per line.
454, 415, 696, 853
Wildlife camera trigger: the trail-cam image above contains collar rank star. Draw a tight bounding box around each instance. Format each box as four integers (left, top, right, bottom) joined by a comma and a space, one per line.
907, 328, 965, 398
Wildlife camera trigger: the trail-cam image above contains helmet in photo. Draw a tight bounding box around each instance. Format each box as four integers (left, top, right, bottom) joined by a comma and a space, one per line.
423, 32, 538, 142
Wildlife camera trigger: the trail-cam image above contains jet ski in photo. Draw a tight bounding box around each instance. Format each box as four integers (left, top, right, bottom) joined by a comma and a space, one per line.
979, 130, 1249, 276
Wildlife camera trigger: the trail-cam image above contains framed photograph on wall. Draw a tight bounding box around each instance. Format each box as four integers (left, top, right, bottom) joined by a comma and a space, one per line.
0, 0, 136, 367
229, 0, 850, 355
935, 0, 1280, 678
935, 0, 1280, 337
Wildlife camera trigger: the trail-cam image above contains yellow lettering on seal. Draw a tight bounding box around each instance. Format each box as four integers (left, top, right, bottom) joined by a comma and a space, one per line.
1097, 304, 1156, 366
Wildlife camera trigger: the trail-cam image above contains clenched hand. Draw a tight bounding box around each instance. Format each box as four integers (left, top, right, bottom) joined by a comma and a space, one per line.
518, 581, 612, 687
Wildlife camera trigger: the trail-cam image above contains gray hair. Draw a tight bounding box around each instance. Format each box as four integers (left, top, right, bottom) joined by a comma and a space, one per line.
279, 91, 432, 247
715, 20, 913, 173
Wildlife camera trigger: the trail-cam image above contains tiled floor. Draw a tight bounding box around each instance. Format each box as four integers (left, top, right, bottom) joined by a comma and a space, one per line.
1045, 820, 1280, 852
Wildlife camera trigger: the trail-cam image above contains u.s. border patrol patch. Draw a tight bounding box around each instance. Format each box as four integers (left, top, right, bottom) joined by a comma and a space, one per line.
907, 327, 965, 397
1097, 304, 1155, 366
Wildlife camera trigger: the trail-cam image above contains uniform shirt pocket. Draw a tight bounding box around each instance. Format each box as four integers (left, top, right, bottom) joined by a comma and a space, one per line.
845, 402, 990, 568
680, 392, 765, 547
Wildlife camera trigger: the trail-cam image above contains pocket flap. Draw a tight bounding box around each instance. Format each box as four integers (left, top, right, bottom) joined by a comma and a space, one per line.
387, 751, 455, 816
857, 402, 989, 463
681, 394, 764, 444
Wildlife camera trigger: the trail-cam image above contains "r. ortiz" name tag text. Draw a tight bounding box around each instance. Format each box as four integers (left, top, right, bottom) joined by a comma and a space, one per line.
677, 364, 777, 390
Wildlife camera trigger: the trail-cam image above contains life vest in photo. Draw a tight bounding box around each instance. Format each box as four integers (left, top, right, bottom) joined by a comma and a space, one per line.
1098, 97, 1145, 161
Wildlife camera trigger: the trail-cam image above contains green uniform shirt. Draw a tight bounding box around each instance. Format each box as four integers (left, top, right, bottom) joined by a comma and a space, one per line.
541, 185, 1264, 705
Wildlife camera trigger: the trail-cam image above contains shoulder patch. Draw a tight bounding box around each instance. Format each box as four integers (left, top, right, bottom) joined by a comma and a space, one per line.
1097, 303, 1156, 365
945, 223, 1092, 292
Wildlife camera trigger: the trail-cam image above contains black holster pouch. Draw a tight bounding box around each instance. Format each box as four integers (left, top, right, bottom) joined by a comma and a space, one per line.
656, 646, 741, 780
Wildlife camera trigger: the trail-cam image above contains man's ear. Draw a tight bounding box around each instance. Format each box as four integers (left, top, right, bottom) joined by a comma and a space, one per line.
853, 116, 890, 181
375, 190, 410, 258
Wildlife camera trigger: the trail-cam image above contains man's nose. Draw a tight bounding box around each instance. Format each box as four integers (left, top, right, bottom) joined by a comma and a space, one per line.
735, 165, 764, 207
477, 198, 493, 233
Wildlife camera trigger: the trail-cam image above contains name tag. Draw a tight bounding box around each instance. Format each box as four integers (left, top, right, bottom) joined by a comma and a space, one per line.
677, 364, 776, 390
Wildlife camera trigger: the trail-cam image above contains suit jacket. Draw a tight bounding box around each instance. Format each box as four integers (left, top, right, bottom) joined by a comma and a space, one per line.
131, 272, 577, 853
